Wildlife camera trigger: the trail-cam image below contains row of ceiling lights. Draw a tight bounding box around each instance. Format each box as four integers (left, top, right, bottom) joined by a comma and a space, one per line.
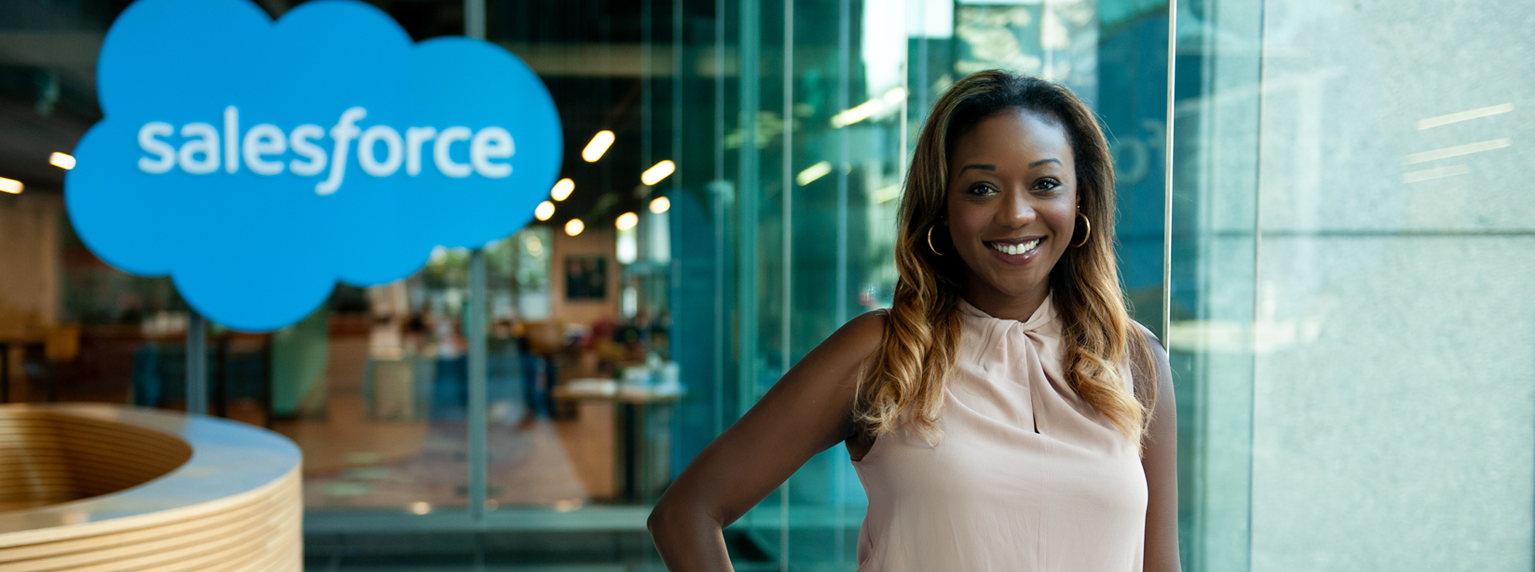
537, 130, 674, 237
0, 152, 75, 194
5, 133, 674, 237
0, 88, 904, 197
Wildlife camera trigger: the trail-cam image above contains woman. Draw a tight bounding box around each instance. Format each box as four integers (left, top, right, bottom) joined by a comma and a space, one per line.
649, 71, 1180, 571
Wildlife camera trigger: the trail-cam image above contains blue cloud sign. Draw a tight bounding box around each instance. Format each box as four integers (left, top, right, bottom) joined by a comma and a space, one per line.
66, 0, 562, 332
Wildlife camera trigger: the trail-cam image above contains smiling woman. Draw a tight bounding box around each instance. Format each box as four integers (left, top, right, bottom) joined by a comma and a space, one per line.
649, 71, 1180, 572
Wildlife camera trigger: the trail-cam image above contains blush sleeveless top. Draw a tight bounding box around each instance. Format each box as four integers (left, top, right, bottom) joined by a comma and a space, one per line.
851, 296, 1147, 571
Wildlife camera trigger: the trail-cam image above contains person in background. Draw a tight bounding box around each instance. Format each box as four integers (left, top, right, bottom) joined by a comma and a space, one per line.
518, 320, 562, 425
648, 71, 1180, 571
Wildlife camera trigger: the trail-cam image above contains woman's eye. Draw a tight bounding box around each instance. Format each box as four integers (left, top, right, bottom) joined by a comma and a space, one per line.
1035, 178, 1061, 191
968, 183, 998, 196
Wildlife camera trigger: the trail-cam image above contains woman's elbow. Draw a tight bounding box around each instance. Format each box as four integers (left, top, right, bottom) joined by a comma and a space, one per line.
648, 494, 699, 538
649, 493, 729, 538
646, 502, 672, 536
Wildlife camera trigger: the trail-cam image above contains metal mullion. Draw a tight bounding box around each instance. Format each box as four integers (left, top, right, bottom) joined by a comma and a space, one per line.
714, 0, 728, 439
832, 0, 853, 565
779, 2, 794, 568
465, 0, 489, 523
1163, 0, 1178, 340
186, 312, 206, 416
736, 0, 760, 430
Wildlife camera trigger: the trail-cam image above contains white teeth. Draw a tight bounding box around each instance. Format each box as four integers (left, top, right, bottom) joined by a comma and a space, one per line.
989, 239, 1039, 255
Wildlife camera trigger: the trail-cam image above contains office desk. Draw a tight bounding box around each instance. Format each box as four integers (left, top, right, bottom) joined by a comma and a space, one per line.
554, 382, 683, 503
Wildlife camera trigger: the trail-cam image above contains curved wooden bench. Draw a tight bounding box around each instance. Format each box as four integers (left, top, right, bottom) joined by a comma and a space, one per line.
0, 404, 302, 571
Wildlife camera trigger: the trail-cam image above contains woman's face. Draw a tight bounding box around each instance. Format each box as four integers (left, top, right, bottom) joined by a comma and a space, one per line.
944, 108, 1078, 316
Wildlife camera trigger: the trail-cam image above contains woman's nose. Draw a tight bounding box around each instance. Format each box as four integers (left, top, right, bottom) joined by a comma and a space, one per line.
995, 190, 1036, 229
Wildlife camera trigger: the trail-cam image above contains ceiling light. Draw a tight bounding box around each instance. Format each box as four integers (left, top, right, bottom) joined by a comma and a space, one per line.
641, 160, 675, 186
49, 152, 76, 170
615, 212, 638, 230
649, 196, 671, 214
1417, 103, 1513, 130
830, 88, 908, 128
565, 219, 585, 236
0, 177, 22, 194
582, 130, 615, 162
1405, 138, 1511, 165
796, 161, 832, 186
551, 178, 574, 201
535, 201, 555, 221
831, 100, 882, 128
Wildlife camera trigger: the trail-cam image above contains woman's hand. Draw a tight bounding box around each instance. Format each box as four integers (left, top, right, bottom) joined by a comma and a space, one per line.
647, 311, 886, 571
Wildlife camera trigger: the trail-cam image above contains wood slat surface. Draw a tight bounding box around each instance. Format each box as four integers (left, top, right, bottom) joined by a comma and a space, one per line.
0, 405, 301, 572
0, 482, 282, 563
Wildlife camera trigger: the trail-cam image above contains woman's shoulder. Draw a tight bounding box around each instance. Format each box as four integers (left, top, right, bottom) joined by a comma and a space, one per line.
763, 310, 887, 428
1127, 320, 1172, 392
1127, 320, 1167, 358
825, 309, 888, 356
777, 311, 886, 393
1129, 320, 1162, 349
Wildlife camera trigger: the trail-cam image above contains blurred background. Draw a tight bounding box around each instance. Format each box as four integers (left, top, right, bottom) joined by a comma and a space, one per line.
0, 0, 1530, 570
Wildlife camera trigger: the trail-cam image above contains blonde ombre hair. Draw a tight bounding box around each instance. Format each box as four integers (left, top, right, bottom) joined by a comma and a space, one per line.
854, 71, 1156, 448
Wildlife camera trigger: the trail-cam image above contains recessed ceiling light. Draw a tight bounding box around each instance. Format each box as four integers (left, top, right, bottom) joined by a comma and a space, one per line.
582, 131, 615, 162
551, 178, 574, 201
615, 212, 638, 230
649, 196, 671, 214
796, 161, 832, 186
641, 160, 675, 186
49, 152, 76, 170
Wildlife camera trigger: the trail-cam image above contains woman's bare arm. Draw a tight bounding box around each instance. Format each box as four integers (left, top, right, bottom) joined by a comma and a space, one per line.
1141, 331, 1182, 572
648, 311, 885, 571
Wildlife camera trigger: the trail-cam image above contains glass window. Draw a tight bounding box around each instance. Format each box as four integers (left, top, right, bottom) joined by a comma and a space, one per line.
1172, 0, 1535, 568
6, 0, 1528, 568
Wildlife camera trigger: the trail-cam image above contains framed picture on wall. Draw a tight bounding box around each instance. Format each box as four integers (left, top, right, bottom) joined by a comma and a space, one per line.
564, 255, 608, 301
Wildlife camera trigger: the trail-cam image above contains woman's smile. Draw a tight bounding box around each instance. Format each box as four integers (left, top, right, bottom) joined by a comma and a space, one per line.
984, 236, 1045, 264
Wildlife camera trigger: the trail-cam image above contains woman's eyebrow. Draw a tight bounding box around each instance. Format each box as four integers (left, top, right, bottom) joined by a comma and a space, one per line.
958, 164, 995, 173
1028, 158, 1062, 168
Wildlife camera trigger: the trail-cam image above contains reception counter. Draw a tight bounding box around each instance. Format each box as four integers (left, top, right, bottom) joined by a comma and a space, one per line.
0, 404, 302, 571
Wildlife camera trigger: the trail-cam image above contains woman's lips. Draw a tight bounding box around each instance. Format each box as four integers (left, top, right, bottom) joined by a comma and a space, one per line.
984, 238, 1043, 265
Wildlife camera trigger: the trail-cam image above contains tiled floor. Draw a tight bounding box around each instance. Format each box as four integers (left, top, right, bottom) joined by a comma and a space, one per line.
301, 528, 780, 572
275, 342, 610, 510
304, 555, 658, 572
287, 415, 592, 510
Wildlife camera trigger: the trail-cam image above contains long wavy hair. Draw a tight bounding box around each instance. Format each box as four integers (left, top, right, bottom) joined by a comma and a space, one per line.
854, 70, 1156, 448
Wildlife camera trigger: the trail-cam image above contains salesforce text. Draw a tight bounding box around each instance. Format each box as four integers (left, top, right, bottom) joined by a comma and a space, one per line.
136, 106, 515, 195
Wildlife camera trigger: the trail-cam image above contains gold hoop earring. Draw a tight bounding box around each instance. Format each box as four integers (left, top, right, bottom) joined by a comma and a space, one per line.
926, 225, 946, 256
1071, 212, 1091, 248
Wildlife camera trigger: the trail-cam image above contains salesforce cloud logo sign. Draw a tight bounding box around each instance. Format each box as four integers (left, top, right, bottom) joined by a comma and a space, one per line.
66, 0, 561, 332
